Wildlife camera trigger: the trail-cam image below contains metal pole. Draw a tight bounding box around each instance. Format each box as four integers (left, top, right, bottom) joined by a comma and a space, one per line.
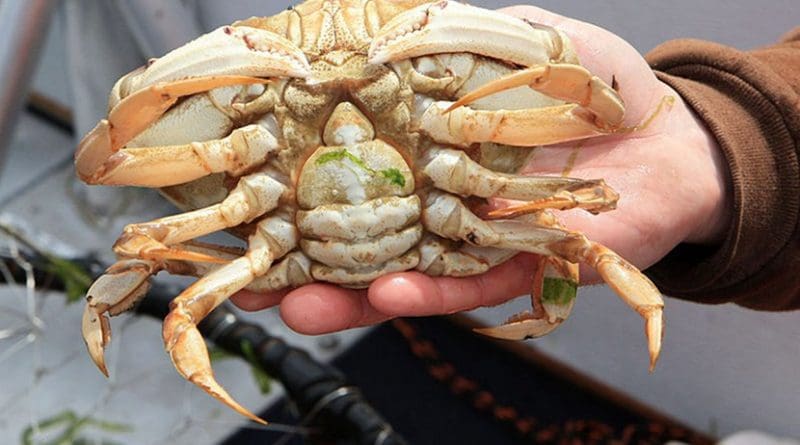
0, 0, 57, 169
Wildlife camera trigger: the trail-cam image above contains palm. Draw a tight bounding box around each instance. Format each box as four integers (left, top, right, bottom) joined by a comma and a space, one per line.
232, 5, 727, 334
491, 5, 727, 281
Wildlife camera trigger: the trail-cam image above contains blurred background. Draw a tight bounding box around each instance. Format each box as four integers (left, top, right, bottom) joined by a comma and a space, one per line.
0, 0, 798, 444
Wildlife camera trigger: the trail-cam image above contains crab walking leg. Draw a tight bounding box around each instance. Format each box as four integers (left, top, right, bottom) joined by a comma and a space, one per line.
423, 192, 664, 370
446, 63, 625, 128
163, 242, 314, 294
474, 256, 579, 340
112, 173, 287, 261
416, 235, 516, 277
420, 101, 616, 147
86, 124, 281, 187
76, 76, 270, 181
423, 148, 618, 214
81, 259, 158, 376
82, 173, 286, 375
101, 241, 312, 295
247, 252, 313, 293
163, 216, 297, 424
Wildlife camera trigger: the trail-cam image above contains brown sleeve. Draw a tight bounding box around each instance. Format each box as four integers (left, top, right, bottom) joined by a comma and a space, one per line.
643, 28, 800, 310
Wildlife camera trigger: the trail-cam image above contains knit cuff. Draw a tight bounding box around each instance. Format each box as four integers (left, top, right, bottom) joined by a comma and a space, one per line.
645, 40, 800, 305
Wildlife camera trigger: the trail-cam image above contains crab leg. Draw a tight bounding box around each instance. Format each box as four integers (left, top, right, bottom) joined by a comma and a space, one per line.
447, 63, 623, 125
160, 242, 314, 294
474, 256, 579, 340
76, 76, 268, 181
369, 1, 624, 146
423, 192, 663, 370
423, 148, 617, 214
247, 252, 314, 293
77, 25, 310, 183
163, 215, 297, 424
420, 101, 616, 147
82, 173, 286, 376
424, 64, 624, 146
84, 123, 281, 186
475, 212, 581, 340
416, 235, 516, 277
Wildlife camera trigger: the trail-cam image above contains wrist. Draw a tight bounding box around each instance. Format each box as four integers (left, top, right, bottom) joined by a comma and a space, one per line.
681, 102, 733, 245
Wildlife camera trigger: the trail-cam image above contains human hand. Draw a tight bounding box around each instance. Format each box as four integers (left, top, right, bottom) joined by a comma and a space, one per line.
232, 5, 730, 334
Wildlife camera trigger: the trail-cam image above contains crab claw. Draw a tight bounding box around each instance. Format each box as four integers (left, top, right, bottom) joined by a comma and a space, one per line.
77, 25, 312, 184
475, 257, 578, 340
75, 75, 268, 182
82, 260, 156, 376
368, 1, 567, 67
163, 309, 267, 425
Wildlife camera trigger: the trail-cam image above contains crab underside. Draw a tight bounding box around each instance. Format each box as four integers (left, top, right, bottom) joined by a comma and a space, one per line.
75, 0, 663, 423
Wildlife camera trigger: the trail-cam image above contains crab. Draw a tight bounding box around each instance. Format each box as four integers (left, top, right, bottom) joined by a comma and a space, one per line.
75, 0, 664, 423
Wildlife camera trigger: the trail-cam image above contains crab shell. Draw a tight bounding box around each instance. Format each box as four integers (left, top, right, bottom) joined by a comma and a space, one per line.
75, 0, 663, 423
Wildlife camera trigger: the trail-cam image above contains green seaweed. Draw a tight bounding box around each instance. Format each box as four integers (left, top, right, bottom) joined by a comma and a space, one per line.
43, 256, 93, 303
240, 340, 272, 394
379, 168, 406, 187
541, 277, 577, 306
316, 149, 406, 188
208, 343, 272, 395
21, 410, 131, 445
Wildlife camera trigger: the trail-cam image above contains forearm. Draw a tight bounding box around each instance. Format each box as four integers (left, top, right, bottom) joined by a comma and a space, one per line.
645, 28, 800, 310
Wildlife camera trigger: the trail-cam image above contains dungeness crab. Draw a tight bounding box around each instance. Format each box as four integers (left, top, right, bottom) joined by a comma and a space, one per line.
75, 0, 664, 423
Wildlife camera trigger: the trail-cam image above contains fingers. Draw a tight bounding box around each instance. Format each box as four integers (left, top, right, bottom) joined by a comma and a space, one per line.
230, 254, 541, 334
230, 289, 288, 311
368, 254, 540, 316
233, 284, 385, 334
279, 284, 389, 334
235, 283, 391, 334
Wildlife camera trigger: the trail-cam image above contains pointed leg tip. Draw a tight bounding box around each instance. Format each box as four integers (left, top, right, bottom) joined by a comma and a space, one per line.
246, 412, 269, 426
84, 338, 110, 377
97, 360, 110, 378
644, 307, 663, 373
190, 372, 268, 425
225, 394, 268, 424
90, 352, 110, 377
83, 307, 112, 378
165, 313, 267, 424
